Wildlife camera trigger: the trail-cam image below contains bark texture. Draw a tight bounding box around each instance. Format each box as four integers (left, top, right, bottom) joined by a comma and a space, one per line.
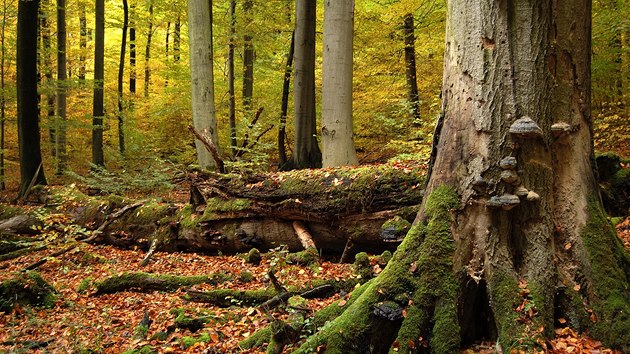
17, 0, 47, 197
321, 0, 358, 168
294, 0, 630, 352
187, 0, 220, 169
284, 0, 321, 170
92, 0, 105, 166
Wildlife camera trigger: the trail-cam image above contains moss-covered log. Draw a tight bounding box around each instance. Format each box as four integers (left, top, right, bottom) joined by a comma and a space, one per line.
184, 279, 360, 307
93, 272, 232, 294
0, 271, 57, 313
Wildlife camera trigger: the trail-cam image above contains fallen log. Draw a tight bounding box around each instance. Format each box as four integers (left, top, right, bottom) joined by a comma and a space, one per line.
93, 272, 232, 295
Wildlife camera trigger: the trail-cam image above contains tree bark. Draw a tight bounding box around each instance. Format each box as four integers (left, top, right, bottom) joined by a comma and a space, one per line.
403, 12, 422, 127
117, 0, 128, 155
173, 16, 180, 62
17, 0, 47, 197
228, 0, 237, 156
129, 0, 136, 95
0, 0, 7, 190
284, 0, 321, 170
78, 7, 87, 82
143, 1, 152, 98
92, 0, 105, 167
187, 0, 220, 169
294, 1, 630, 353
321, 0, 358, 168
242, 0, 254, 114
277, 31, 294, 167
39, 0, 56, 153
55, 0, 67, 175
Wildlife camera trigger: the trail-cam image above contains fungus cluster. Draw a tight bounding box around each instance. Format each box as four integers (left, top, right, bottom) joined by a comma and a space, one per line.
509, 116, 543, 139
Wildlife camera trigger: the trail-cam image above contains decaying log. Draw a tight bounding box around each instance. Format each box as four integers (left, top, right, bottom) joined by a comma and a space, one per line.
0, 215, 42, 234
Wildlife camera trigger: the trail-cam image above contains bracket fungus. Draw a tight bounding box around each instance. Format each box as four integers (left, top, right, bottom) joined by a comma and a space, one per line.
509, 116, 543, 139
526, 191, 540, 201
515, 185, 529, 197
500, 170, 520, 185
487, 194, 520, 210
551, 122, 572, 137
499, 157, 517, 170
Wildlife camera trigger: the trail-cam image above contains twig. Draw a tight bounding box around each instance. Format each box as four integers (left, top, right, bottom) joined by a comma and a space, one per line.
236, 124, 274, 158
19, 162, 43, 201
239, 107, 265, 152
188, 125, 226, 173
140, 238, 159, 267
82, 202, 144, 243
339, 238, 354, 263
23, 243, 78, 271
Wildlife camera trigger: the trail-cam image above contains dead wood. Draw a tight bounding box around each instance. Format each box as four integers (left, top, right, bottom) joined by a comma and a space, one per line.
188, 125, 226, 173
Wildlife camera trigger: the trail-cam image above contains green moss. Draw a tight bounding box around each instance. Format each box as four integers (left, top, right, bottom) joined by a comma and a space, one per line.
180, 332, 211, 349
122, 345, 155, 354
353, 252, 373, 280
170, 308, 209, 332
287, 248, 319, 265
580, 198, 630, 352
0, 271, 57, 313
134, 324, 149, 340
245, 248, 262, 265
378, 250, 393, 266
76, 277, 92, 293
488, 271, 522, 350
239, 271, 254, 283
239, 327, 272, 349
381, 216, 412, 241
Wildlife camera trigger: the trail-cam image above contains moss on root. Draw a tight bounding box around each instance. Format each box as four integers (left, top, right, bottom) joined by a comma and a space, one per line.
580, 198, 630, 352
0, 271, 57, 313
295, 185, 460, 354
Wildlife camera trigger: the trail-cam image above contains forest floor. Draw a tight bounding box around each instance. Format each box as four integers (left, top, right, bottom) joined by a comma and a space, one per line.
0, 170, 628, 353
0, 216, 627, 353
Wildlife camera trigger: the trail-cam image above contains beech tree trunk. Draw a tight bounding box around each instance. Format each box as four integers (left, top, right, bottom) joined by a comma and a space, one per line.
117, 0, 128, 155
403, 12, 422, 127
78, 7, 87, 82
173, 16, 180, 62
228, 0, 237, 156
0, 0, 7, 190
39, 0, 56, 152
129, 0, 136, 95
295, 1, 630, 353
278, 31, 294, 166
242, 0, 254, 115
321, 0, 358, 168
143, 1, 152, 98
17, 0, 47, 197
92, 0, 105, 166
283, 0, 321, 170
55, 0, 67, 174
187, 0, 220, 169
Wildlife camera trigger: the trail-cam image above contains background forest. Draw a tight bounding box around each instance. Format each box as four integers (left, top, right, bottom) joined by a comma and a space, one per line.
0, 0, 628, 191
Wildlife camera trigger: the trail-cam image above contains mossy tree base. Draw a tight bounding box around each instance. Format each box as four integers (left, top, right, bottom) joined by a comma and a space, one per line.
0, 271, 57, 313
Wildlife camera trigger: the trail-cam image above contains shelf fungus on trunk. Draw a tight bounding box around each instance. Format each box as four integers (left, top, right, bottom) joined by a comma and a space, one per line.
499, 157, 517, 170
509, 116, 543, 139
551, 121, 572, 138
486, 194, 520, 210
500, 170, 520, 185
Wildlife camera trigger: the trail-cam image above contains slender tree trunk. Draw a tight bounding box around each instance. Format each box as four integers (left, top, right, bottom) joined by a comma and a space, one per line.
278, 31, 294, 167
295, 0, 630, 353
165, 21, 170, 57
0, 0, 7, 190
173, 15, 180, 62
187, 0, 219, 169
403, 12, 421, 127
117, 0, 128, 155
129, 0, 136, 95
228, 0, 237, 156
242, 0, 254, 114
321, 0, 358, 168
143, 1, 152, 98
17, 0, 47, 197
78, 7, 87, 83
284, 0, 321, 170
39, 0, 55, 153
55, 0, 67, 174
92, 0, 105, 166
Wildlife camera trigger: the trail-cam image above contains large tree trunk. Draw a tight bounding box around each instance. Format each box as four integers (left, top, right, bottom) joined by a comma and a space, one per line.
321, 0, 358, 168
187, 0, 220, 169
92, 0, 105, 167
78, 7, 87, 83
143, 1, 152, 98
227, 0, 237, 156
0, 0, 8, 190
17, 0, 47, 197
295, 1, 630, 353
278, 31, 294, 166
284, 0, 321, 170
129, 0, 136, 95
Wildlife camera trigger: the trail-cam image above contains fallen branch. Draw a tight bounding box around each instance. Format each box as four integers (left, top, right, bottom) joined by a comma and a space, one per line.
292, 221, 316, 250
0, 244, 47, 263
140, 238, 159, 267
23, 243, 78, 271
188, 125, 226, 173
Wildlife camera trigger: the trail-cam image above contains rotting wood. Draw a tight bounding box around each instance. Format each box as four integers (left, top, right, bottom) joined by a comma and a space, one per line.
292, 221, 316, 250
140, 238, 159, 267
